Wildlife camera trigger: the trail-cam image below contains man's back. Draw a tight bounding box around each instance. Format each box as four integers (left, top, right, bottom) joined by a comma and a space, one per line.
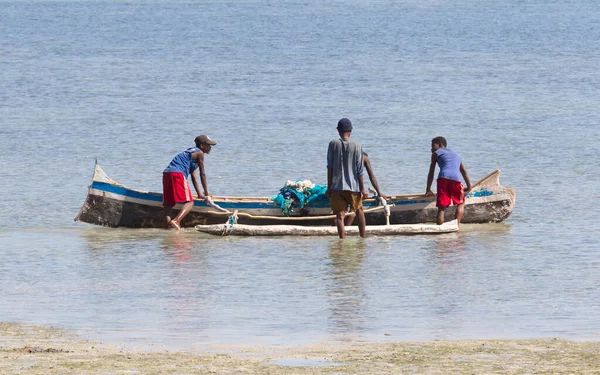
327, 138, 364, 192
164, 147, 200, 177
435, 148, 462, 182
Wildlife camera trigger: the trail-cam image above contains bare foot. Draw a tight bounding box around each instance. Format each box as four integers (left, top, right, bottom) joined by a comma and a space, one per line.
169, 220, 181, 231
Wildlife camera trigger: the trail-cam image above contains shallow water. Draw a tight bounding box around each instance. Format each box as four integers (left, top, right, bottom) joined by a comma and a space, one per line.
1, 0, 599, 348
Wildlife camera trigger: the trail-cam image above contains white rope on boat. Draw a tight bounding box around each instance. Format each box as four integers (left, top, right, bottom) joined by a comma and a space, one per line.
381, 197, 392, 225
222, 210, 239, 236
369, 188, 394, 226
205, 196, 231, 213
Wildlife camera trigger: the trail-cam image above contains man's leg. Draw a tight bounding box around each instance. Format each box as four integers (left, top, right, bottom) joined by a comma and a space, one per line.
330, 191, 348, 238
436, 207, 446, 225
170, 201, 194, 230
344, 211, 355, 226
163, 205, 173, 229
435, 181, 449, 225
356, 208, 366, 238
162, 173, 173, 229
454, 183, 466, 225
335, 211, 346, 239
455, 202, 465, 225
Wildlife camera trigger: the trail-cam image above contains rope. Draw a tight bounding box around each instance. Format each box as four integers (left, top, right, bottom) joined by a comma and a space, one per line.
381, 197, 392, 226
205, 196, 230, 213
222, 210, 238, 236
369, 188, 393, 225
205, 204, 385, 221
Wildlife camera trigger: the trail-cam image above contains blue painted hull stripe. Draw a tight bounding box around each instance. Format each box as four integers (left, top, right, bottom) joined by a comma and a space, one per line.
91, 181, 495, 209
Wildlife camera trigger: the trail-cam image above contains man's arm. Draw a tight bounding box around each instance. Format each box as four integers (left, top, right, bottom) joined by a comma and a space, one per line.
326, 142, 333, 198
425, 153, 437, 195
460, 163, 472, 192
356, 147, 368, 198
358, 174, 368, 199
326, 167, 333, 198
363, 154, 386, 198
190, 169, 204, 199
193, 151, 209, 198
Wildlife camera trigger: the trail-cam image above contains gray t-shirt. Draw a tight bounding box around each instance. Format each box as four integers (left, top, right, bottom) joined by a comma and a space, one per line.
327, 137, 364, 192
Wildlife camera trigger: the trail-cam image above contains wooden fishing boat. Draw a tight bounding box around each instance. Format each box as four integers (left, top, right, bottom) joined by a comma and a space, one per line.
75, 161, 516, 228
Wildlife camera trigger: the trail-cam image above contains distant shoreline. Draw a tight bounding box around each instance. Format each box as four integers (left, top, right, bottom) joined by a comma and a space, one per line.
3, 322, 600, 374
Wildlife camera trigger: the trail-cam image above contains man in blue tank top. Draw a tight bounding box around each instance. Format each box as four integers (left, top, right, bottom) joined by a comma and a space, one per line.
162, 134, 216, 230
425, 136, 472, 226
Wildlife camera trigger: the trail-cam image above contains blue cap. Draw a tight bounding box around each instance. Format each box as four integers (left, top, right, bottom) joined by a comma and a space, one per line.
337, 118, 353, 131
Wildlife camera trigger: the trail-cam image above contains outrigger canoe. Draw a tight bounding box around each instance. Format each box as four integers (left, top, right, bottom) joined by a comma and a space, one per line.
75, 161, 516, 229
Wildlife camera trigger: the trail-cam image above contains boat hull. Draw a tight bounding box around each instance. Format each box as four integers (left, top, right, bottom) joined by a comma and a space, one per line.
75, 163, 516, 228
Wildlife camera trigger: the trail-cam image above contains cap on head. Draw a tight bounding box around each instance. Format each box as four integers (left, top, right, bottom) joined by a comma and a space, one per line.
337, 118, 353, 132
195, 134, 217, 147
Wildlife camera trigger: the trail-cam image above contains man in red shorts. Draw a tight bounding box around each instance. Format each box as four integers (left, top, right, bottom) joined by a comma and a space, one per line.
425, 136, 472, 225
163, 134, 216, 230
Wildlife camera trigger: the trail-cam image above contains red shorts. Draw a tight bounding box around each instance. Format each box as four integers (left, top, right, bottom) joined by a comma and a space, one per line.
436, 178, 465, 208
162, 172, 193, 206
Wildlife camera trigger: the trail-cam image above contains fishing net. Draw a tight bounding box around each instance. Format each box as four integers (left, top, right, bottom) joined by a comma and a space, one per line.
271, 179, 328, 216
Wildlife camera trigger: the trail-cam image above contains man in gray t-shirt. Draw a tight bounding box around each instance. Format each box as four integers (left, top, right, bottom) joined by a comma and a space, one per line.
326, 118, 368, 238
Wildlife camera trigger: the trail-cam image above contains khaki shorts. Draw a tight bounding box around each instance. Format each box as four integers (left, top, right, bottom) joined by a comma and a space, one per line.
330, 190, 363, 213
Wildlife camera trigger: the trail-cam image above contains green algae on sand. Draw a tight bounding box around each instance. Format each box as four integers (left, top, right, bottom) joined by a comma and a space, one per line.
2, 323, 600, 375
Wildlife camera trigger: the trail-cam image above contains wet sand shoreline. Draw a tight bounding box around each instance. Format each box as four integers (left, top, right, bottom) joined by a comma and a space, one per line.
3, 322, 600, 374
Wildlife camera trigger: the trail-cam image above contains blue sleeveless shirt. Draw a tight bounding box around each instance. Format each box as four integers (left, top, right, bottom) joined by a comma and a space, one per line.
436, 148, 462, 182
163, 147, 200, 177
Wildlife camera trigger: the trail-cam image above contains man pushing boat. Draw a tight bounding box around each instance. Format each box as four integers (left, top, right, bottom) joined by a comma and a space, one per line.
162, 135, 216, 230
425, 136, 472, 226
326, 118, 369, 239
343, 150, 388, 227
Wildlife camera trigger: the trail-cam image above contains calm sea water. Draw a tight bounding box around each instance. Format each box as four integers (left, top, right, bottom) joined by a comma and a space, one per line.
1, 0, 599, 348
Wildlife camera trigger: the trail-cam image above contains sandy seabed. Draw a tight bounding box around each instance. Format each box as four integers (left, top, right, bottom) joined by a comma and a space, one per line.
2, 323, 600, 374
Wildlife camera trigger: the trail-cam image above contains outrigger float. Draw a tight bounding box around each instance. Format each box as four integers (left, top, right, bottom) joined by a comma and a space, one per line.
194, 210, 459, 236
75, 161, 516, 232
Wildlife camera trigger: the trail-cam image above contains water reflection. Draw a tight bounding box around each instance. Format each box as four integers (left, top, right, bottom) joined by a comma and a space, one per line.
325, 239, 367, 337
80, 227, 166, 252
423, 224, 516, 338
160, 238, 213, 338
160, 232, 196, 262
78, 228, 214, 343
433, 233, 467, 257
426, 233, 468, 335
